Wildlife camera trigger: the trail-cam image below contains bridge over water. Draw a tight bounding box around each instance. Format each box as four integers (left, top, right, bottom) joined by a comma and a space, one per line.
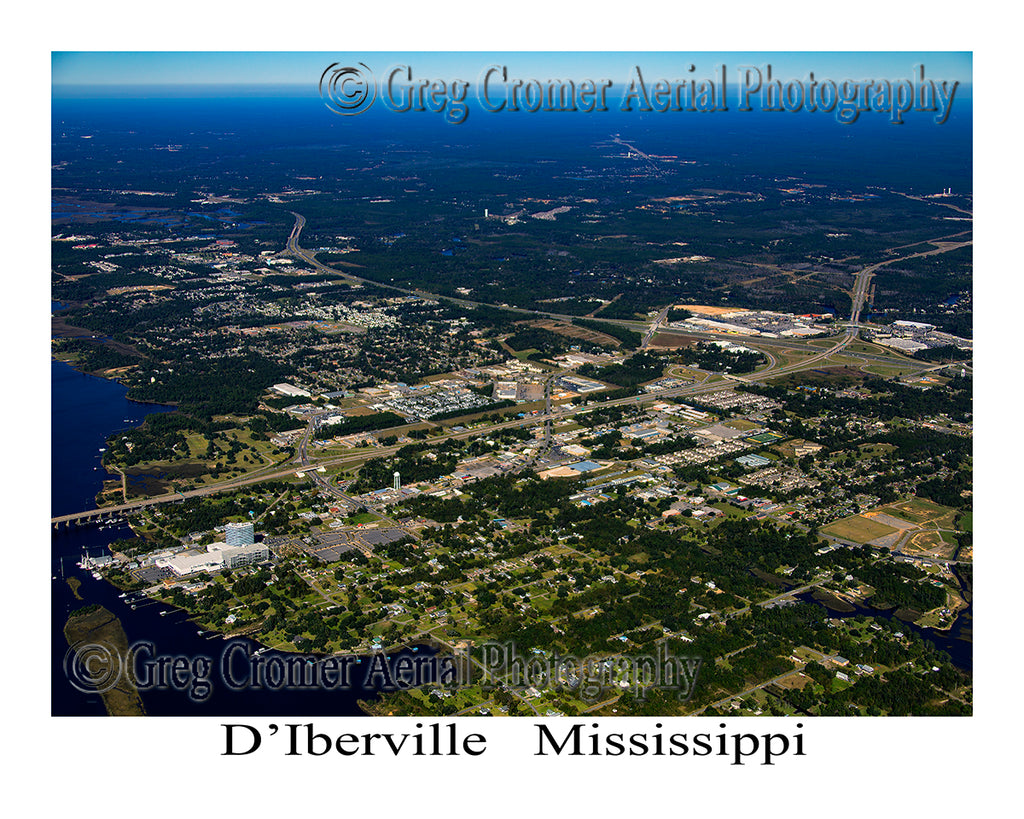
51, 497, 182, 528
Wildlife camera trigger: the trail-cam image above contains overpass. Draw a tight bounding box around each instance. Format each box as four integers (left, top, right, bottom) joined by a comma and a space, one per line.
52, 215, 968, 527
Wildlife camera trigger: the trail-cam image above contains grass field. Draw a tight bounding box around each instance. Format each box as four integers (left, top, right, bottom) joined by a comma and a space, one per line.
777, 350, 820, 368
880, 497, 956, 527
770, 366, 866, 387
530, 318, 623, 349
846, 340, 894, 355
723, 418, 759, 431
821, 515, 899, 543
345, 511, 379, 525
667, 365, 707, 380
510, 347, 541, 361
818, 353, 862, 366
861, 362, 924, 377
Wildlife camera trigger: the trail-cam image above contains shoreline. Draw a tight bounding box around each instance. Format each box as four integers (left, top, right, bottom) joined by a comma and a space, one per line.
52, 352, 179, 410
63, 604, 146, 716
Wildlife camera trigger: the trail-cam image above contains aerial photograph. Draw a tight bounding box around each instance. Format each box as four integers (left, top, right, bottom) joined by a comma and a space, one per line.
51, 51, 973, 720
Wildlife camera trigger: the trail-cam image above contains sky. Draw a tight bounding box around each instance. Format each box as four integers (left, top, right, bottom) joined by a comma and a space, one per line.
52, 51, 972, 95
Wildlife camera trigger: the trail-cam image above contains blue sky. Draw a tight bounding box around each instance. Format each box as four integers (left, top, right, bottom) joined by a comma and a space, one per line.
52, 52, 972, 93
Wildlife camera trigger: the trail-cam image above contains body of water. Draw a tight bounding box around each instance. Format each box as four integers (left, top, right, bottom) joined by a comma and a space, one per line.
51, 359, 433, 715
797, 586, 972, 672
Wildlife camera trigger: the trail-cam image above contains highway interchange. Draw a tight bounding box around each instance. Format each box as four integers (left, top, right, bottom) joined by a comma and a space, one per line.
53, 214, 971, 526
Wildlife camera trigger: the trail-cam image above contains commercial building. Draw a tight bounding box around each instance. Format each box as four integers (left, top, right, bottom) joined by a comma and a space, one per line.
271, 382, 311, 398
157, 541, 269, 576
157, 551, 225, 577
736, 453, 772, 468
221, 543, 270, 569
892, 320, 936, 335
226, 521, 255, 546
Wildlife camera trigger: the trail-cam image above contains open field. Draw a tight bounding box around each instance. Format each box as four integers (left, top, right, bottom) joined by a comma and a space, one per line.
650, 331, 701, 348
903, 531, 958, 560
826, 353, 873, 367
861, 362, 926, 377
845, 339, 895, 355
528, 318, 622, 348
338, 405, 378, 417
770, 365, 867, 387
821, 515, 900, 543
666, 364, 707, 380
774, 349, 822, 368
880, 497, 957, 527
723, 418, 760, 431
773, 672, 813, 691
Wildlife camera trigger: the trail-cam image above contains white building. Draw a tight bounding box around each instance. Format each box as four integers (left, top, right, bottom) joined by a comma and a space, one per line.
892, 320, 935, 334
874, 337, 928, 353
158, 551, 224, 576
157, 541, 269, 576
271, 383, 311, 398
222, 543, 270, 569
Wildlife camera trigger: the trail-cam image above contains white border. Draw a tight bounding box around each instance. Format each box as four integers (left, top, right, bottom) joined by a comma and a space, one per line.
12, 2, 1016, 814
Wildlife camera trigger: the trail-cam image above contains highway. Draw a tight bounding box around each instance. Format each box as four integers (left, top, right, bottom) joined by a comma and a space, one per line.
47, 335, 875, 527
611, 134, 665, 177
54, 215, 970, 525
641, 303, 671, 349
288, 210, 967, 368
50, 314, 949, 527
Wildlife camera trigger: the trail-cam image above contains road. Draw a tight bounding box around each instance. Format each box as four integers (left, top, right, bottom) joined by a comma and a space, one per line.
50, 321, 944, 526
54, 215, 970, 525
845, 238, 972, 328
641, 304, 671, 349
611, 135, 664, 177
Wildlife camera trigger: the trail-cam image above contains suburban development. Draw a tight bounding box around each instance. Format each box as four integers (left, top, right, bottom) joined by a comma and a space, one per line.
53, 71, 972, 718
